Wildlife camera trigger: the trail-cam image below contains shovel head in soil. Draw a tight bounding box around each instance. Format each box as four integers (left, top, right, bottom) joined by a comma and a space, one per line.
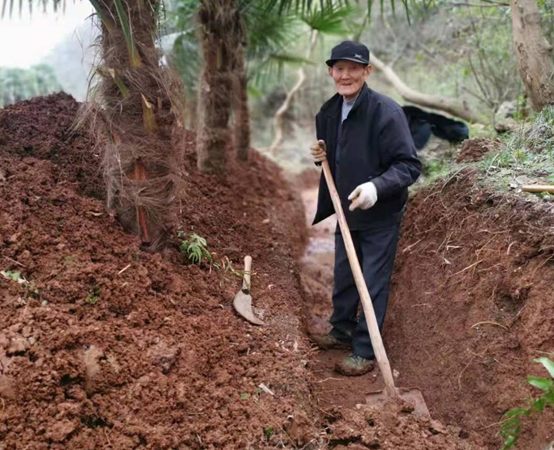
367, 387, 430, 417
233, 256, 264, 326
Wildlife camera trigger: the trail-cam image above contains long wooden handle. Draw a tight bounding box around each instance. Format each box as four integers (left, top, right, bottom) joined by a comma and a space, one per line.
522, 185, 554, 193
322, 159, 397, 397
243, 256, 252, 291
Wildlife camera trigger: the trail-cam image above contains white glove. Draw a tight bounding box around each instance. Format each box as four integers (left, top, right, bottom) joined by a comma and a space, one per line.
310, 140, 327, 163
348, 182, 378, 211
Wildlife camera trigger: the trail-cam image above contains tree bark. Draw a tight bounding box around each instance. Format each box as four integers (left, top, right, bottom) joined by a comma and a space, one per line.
234, 43, 251, 162
91, 0, 186, 250
196, 0, 240, 174
511, 0, 554, 111
371, 54, 483, 123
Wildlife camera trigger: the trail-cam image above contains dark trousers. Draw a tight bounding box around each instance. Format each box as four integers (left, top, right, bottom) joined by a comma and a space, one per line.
330, 222, 401, 359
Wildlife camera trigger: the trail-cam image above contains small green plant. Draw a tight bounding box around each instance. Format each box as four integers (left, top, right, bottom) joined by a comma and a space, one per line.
1, 269, 40, 297
1, 270, 28, 285
212, 256, 249, 287
87, 286, 100, 305
178, 232, 249, 287
500, 358, 554, 449
178, 232, 212, 265
263, 426, 274, 441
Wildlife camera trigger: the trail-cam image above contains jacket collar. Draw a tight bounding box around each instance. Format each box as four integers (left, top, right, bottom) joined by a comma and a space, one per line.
320, 83, 372, 118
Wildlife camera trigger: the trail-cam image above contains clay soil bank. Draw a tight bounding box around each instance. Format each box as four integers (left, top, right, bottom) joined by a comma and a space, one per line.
301, 166, 554, 450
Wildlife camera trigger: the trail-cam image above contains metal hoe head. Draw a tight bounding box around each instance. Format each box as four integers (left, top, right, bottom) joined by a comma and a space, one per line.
233, 256, 264, 326
233, 289, 264, 326
366, 387, 430, 417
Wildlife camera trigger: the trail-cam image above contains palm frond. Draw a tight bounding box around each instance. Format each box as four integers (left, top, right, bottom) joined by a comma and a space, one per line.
113, 0, 141, 68
89, 0, 116, 33
300, 3, 355, 34
1, 0, 68, 19
367, 0, 412, 23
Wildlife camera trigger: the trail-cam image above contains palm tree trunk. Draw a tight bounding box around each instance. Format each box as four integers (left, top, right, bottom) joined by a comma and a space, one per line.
234, 43, 251, 162
91, 0, 186, 249
511, 0, 554, 111
196, 0, 240, 174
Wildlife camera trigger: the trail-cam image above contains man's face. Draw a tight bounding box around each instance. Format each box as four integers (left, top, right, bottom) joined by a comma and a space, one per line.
328, 60, 372, 99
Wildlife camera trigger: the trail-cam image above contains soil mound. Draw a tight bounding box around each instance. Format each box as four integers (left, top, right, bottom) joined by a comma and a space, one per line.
0, 94, 316, 449
456, 138, 503, 163
387, 169, 554, 449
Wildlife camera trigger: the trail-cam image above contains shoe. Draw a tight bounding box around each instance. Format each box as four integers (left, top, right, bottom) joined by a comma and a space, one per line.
309, 333, 351, 350
335, 353, 375, 376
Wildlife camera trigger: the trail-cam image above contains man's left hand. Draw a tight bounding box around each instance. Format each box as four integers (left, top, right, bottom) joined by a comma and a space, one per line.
348, 182, 378, 211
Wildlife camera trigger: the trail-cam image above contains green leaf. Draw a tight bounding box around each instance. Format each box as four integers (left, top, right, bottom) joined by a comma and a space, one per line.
113, 0, 141, 68
503, 435, 517, 449
534, 357, 554, 378
89, 0, 117, 34
240, 393, 250, 400
533, 397, 547, 412
1, 270, 28, 285
528, 376, 553, 391
263, 426, 274, 440
503, 408, 528, 419
300, 4, 354, 35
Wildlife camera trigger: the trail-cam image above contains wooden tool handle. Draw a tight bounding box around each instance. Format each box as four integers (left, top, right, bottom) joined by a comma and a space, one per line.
243, 256, 252, 291
522, 185, 554, 193
322, 160, 397, 397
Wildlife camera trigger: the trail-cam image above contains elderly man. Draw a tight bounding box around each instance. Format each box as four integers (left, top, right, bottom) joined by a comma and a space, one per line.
310, 41, 421, 376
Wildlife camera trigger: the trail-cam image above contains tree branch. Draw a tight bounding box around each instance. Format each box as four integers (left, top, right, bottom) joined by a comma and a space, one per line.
370, 53, 484, 123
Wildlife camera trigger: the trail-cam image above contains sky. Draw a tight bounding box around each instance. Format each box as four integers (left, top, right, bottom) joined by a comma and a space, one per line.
0, 2, 94, 68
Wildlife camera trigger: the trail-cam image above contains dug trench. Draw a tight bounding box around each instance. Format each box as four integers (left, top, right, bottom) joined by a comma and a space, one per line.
301, 167, 554, 449
0, 93, 550, 449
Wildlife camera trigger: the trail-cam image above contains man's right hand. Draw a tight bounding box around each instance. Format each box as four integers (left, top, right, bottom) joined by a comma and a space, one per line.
310, 140, 327, 163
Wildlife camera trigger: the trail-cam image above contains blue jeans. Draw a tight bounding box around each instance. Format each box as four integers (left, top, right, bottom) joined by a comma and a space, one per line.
330, 221, 402, 359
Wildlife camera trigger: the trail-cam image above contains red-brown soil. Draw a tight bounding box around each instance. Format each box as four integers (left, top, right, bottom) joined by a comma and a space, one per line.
456, 138, 503, 163
386, 169, 554, 449
0, 94, 318, 449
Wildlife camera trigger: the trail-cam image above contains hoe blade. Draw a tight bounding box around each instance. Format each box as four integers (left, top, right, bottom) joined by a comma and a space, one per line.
366, 387, 430, 417
233, 290, 264, 326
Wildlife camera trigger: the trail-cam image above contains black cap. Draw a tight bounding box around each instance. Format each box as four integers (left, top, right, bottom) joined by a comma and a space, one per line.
326, 40, 370, 67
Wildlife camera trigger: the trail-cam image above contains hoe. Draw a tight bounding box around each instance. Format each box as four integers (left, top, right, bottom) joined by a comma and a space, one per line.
321, 155, 430, 416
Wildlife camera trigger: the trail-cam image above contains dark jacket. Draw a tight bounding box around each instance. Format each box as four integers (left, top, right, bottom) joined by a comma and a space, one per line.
313, 83, 421, 229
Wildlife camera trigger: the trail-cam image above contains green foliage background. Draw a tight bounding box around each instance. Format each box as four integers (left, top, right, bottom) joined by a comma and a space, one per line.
0, 64, 62, 107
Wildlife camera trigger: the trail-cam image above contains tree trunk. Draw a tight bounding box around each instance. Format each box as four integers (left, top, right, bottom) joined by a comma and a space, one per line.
370, 54, 483, 123
196, 0, 240, 174
234, 43, 251, 162
89, 0, 186, 250
511, 0, 554, 111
